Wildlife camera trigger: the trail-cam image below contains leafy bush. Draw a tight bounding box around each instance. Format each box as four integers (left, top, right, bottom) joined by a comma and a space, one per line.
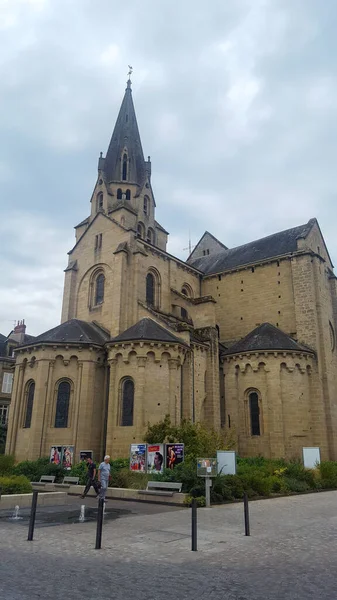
69, 461, 88, 484
0, 424, 7, 454
284, 477, 311, 493
184, 495, 206, 507
13, 457, 66, 482
0, 475, 32, 494
0, 454, 15, 475
110, 468, 148, 490
319, 461, 337, 484
144, 415, 235, 460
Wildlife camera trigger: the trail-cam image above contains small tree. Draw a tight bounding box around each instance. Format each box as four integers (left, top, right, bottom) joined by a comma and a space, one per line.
144, 415, 235, 460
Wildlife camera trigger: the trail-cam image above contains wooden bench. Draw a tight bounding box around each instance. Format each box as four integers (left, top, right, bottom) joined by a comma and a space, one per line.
62, 476, 79, 485
138, 481, 182, 497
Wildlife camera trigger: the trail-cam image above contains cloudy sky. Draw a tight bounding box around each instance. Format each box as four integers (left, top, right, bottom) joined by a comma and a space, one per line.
0, 0, 336, 336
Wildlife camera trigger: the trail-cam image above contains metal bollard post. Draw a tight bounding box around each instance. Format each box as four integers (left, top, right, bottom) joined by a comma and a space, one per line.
243, 493, 250, 536
27, 490, 38, 541
95, 498, 104, 549
191, 498, 197, 551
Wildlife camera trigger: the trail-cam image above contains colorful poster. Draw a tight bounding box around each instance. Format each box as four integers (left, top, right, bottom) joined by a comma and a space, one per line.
165, 443, 184, 470
130, 444, 147, 472
197, 457, 217, 477
147, 444, 164, 474
50, 446, 62, 465
79, 450, 93, 461
62, 446, 74, 470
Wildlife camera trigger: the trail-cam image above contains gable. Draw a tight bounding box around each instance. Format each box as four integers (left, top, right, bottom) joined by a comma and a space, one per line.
297, 220, 333, 269
188, 231, 228, 262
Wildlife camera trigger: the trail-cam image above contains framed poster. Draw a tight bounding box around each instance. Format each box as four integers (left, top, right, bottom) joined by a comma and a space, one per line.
62, 446, 74, 470
165, 443, 184, 470
79, 450, 93, 461
303, 447, 321, 469
130, 444, 147, 472
217, 451, 237, 475
50, 446, 62, 465
197, 457, 217, 477
147, 444, 164, 474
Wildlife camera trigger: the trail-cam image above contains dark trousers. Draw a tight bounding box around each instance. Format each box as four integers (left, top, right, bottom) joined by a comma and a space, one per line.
82, 477, 100, 498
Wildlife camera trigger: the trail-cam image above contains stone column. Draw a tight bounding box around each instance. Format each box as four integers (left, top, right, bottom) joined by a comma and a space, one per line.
168, 358, 180, 425
105, 358, 117, 455
39, 359, 55, 457
29, 358, 52, 460
6, 361, 25, 455
136, 356, 147, 428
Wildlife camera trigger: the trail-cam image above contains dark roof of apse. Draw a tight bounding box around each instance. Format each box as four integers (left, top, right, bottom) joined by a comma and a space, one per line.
20, 319, 109, 347
223, 323, 313, 355
188, 219, 316, 274
110, 318, 186, 345
103, 81, 146, 186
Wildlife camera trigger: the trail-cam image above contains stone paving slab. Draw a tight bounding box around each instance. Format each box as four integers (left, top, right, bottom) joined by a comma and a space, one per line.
1, 492, 337, 599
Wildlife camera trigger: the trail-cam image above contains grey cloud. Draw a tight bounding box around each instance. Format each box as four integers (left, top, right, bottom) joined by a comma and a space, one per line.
1, 0, 337, 334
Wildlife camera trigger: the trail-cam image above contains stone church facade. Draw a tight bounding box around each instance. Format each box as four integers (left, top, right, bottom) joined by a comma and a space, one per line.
6, 78, 337, 463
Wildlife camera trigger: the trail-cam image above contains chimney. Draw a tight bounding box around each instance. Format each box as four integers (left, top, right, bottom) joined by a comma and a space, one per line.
10, 319, 27, 343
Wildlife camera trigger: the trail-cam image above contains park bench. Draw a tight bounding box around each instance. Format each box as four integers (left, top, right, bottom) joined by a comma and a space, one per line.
32, 475, 56, 489
62, 476, 79, 485
138, 481, 182, 497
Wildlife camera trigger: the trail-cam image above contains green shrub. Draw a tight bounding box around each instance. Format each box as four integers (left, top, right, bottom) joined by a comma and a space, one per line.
0, 454, 15, 475
110, 468, 148, 490
13, 457, 66, 482
69, 461, 88, 484
319, 461, 337, 483
184, 495, 206, 507
284, 477, 311, 493
0, 475, 32, 494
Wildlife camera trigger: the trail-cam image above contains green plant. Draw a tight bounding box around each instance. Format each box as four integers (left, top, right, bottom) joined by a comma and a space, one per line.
0, 475, 32, 494
319, 461, 337, 483
184, 495, 206, 507
110, 468, 148, 490
13, 457, 66, 482
69, 461, 88, 484
0, 454, 15, 475
284, 477, 311, 493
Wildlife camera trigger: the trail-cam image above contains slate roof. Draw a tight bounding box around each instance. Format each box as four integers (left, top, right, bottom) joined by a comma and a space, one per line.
0, 333, 6, 342
21, 319, 109, 347
110, 318, 186, 345
223, 323, 313, 355
103, 80, 147, 187
188, 219, 315, 274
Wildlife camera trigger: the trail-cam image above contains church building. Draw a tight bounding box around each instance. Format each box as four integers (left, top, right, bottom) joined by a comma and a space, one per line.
6, 77, 337, 463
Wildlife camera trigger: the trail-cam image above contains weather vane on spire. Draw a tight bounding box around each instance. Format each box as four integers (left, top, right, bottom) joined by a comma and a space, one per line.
128, 65, 133, 79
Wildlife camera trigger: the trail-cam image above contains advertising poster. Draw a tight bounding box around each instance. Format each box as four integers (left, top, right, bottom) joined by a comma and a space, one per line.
50, 446, 62, 465
147, 444, 164, 474
165, 443, 184, 470
79, 450, 93, 461
62, 446, 74, 470
130, 444, 147, 472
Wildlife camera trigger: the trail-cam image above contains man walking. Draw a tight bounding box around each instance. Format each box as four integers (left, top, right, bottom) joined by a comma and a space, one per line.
98, 455, 111, 503
80, 456, 100, 499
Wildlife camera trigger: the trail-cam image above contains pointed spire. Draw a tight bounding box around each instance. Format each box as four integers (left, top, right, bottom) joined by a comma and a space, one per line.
102, 67, 147, 186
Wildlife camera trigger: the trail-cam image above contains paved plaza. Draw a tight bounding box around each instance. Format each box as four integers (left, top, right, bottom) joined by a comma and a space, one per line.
1, 491, 337, 599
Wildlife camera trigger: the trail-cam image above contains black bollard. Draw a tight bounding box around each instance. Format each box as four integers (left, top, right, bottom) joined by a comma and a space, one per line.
243, 493, 250, 536
95, 498, 104, 549
191, 498, 197, 551
27, 490, 38, 541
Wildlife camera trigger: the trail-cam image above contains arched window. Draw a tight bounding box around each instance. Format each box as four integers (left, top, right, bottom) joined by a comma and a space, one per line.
126, 189, 131, 200
147, 228, 154, 244
146, 272, 155, 306
23, 381, 35, 428
120, 216, 125, 227
96, 192, 103, 211
137, 222, 145, 239
122, 153, 128, 181
117, 188, 122, 200
55, 381, 71, 428
95, 273, 105, 305
120, 378, 134, 426
181, 283, 193, 298
249, 391, 260, 436
143, 196, 149, 215
181, 307, 188, 320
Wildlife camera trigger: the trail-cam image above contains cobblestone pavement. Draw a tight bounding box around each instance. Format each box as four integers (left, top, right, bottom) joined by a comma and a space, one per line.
1, 492, 337, 599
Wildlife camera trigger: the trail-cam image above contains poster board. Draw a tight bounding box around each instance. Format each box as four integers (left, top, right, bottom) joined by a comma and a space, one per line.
79, 450, 93, 461
147, 444, 164, 474
165, 443, 184, 470
62, 446, 74, 470
197, 458, 217, 477
303, 447, 321, 469
50, 446, 62, 465
130, 444, 147, 472
217, 451, 237, 475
